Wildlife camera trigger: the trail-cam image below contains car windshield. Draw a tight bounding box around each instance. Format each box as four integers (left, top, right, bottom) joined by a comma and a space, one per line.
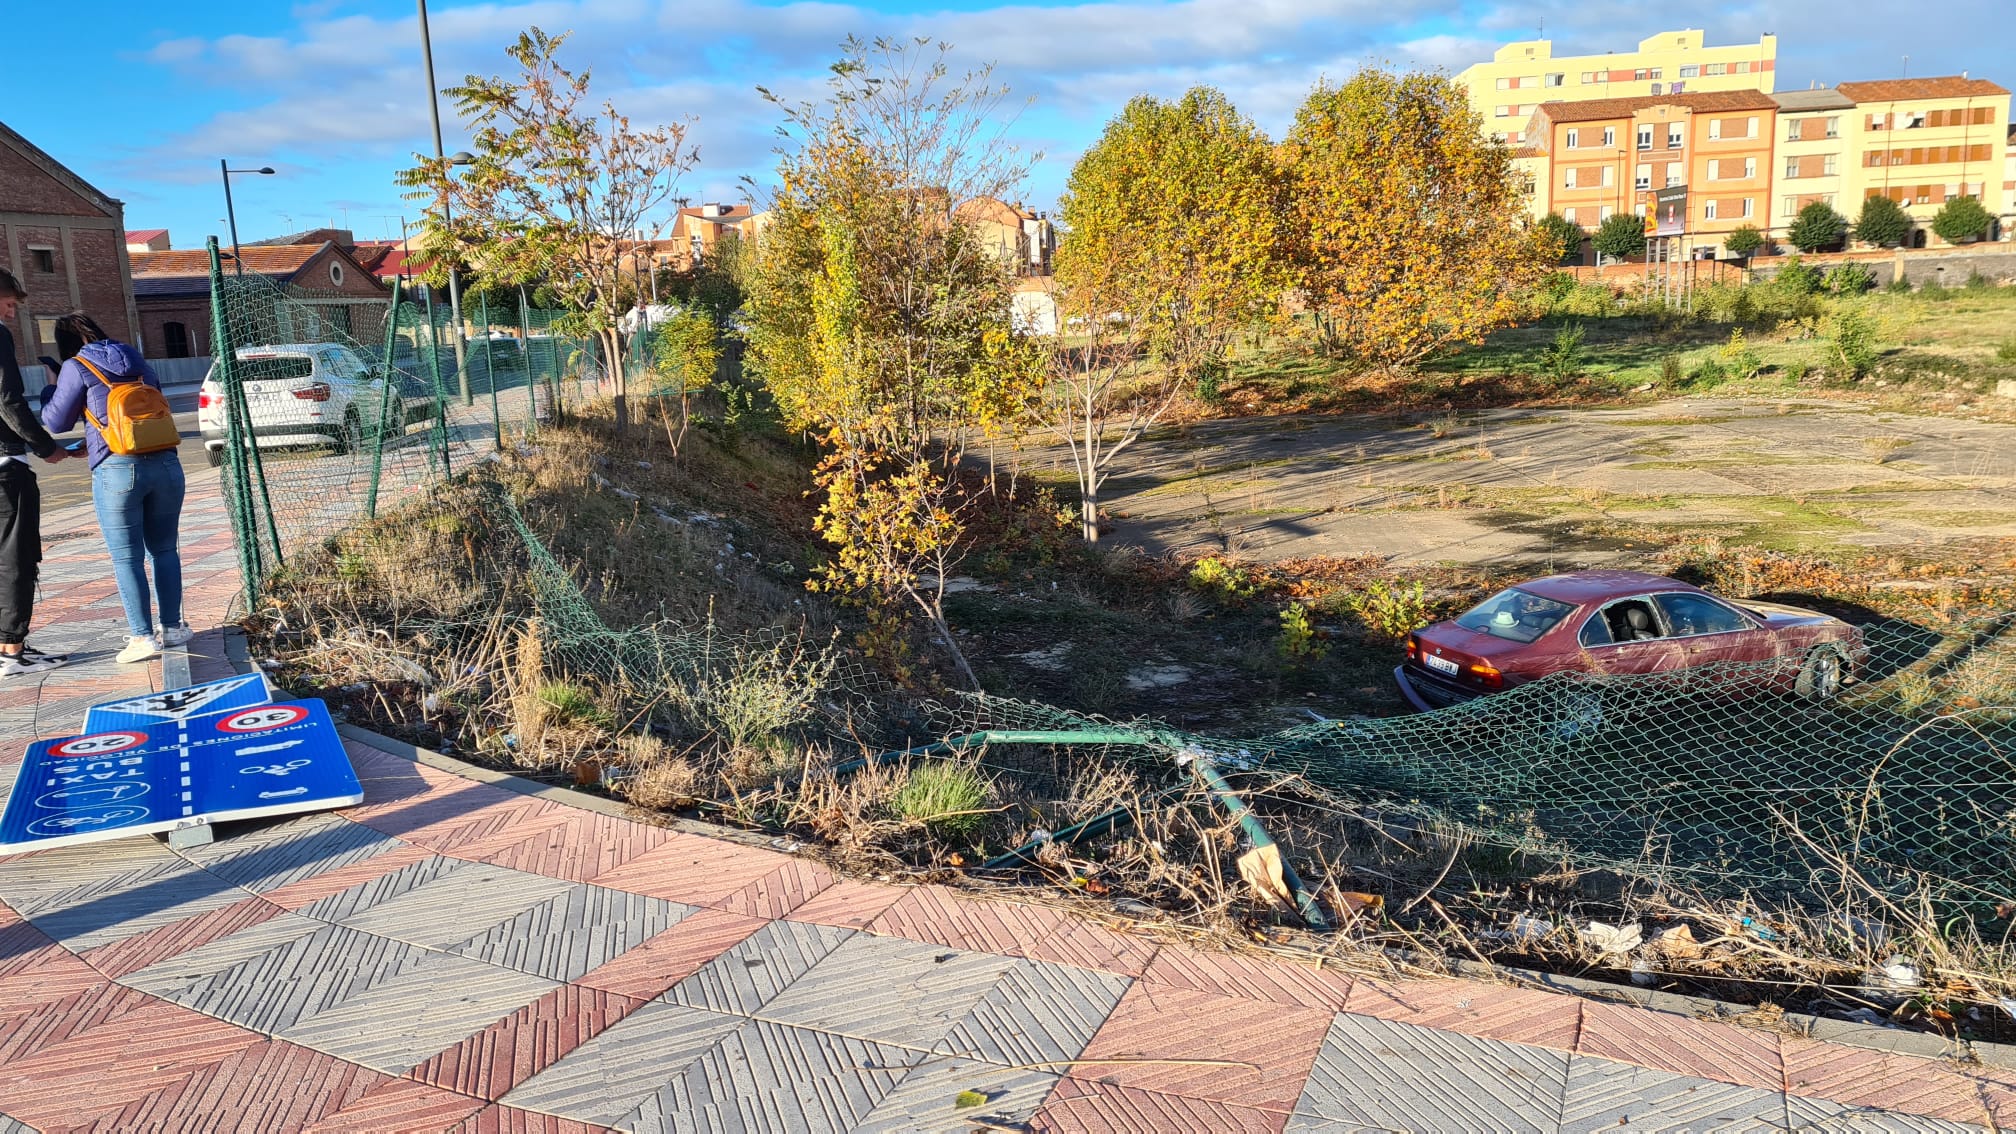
236, 355, 314, 383
1455, 587, 1577, 644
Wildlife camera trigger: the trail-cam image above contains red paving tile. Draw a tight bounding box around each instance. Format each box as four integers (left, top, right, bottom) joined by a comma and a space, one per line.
1070, 981, 1331, 1113
784, 878, 908, 930
475, 812, 676, 883
1141, 944, 1352, 1011
866, 885, 1073, 956
450, 1103, 615, 1133
0, 997, 264, 1129
573, 908, 769, 1001
587, 834, 792, 905
261, 841, 439, 911
1782, 1038, 1993, 1125
1024, 916, 1160, 978
408, 985, 645, 1099
0, 980, 158, 1065
1032, 1076, 1287, 1132
303, 1076, 487, 1132
1578, 1000, 1782, 1091
67, 1039, 388, 1133
1345, 976, 1584, 1050
711, 856, 838, 919
78, 894, 290, 979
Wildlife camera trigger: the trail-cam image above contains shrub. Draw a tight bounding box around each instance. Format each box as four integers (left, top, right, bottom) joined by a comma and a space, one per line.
1773, 255, 1823, 297
1931, 196, 1993, 245
1343, 579, 1432, 640
1188, 556, 1258, 602
1885, 275, 1913, 294
1659, 356, 1685, 387
891, 761, 990, 839
1996, 339, 2016, 363
1720, 328, 1762, 381
1537, 213, 1583, 263
1853, 195, 1913, 247
1783, 361, 1811, 385
1278, 602, 1328, 660
1689, 357, 1730, 387
1723, 224, 1765, 257
1787, 202, 1847, 252
1829, 310, 1879, 378
1964, 270, 1993, 291
667, 625, 841, 755
1592, 213, 1646, 261
1195, 358, 1227, 403
1919, 276, 1951, 300
1827, 263, 1877, 295
1541, 322, 1587, 380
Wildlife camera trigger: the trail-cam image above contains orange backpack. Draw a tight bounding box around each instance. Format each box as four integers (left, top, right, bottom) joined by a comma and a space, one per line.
77, 357, 179, 455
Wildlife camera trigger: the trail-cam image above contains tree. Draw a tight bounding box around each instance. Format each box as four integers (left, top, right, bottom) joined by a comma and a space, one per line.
1536, 213, 1583, 264
1932, 196, 1993, 245
400, 28, 697, 431
1592, 213, 1646, 261
1051, 87, 1288, 541
1852, 194, 1913, 247
741, 38, 1033, 690
1283, 67, 1551, 371
651, 309, 719, 459
1787, 201, 1848, 253
1723, 224, 1765, 257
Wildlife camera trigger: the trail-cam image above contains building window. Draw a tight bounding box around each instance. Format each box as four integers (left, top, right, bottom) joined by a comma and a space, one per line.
1903, 110, 1925, 129
1635, 202, 1649, 218
1705, 201, 1719, 220
162, 321, 190, 359
1742, 198, 1754, 218
1705, 62, 1727, 76
28, 248, 54, 274
1495, 105, 1511, 117
1668, 125, 1684, 149
328, 262, 345, 287
1746, 116, 1759, 138
1786, 157, 1801, 178
33, 316, 58, 350
1600, 205, 1615, 221
1496, 77, 1512, 90
1708, 159, 1722, 180
1563, 207, 1578, 224
1637, 125, 1653, 150
1708, 119, 1722, 140
1733, 61, 1750, 74
1580, 71, 1597, 84
1650, 83, 1663, 95
1823, 154, 1837, 175
1743, 157, 1756, 179
1601, 127, 1616, 147
1601, 166, 1614, 188
1824, 116, 1839, 137
1635, 163, 1651, 189
1782, 195, 1797, 217
1666, 162, 1683, 187
1565, 128, 1579, 148
1786, 119, 1801, 142
1563, 171, 1576, 189
1680, 65, 1701, 78
1544, 73, 1564, 87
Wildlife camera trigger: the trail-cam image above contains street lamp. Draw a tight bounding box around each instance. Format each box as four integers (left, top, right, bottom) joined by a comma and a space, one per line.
418, 0, 473, 405
219, 161, 275, 278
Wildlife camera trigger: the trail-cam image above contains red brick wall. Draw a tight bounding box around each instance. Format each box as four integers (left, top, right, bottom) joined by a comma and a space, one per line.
0, 133, 137, 364
135, 298, 212, 360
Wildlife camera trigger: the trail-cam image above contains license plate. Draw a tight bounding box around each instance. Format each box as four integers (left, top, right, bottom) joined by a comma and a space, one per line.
1425, 654, 1460, 675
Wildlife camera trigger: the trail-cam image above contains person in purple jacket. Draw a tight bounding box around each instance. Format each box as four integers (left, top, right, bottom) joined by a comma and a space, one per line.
42, 312, 187, 664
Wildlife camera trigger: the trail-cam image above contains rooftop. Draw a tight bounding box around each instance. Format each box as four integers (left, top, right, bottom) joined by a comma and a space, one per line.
1835, 76, 2009, 102
1772, 89, 1856, 112
1534, 90, 1779, 125
130, 243, 330, 297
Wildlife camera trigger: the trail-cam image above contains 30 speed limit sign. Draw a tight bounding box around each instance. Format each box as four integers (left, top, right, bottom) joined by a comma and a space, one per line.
52, 731, 148, 758
216, 705, 310, 733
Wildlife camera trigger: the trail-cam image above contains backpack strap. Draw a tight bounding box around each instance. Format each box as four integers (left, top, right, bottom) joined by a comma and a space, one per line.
74, 356, 124, 435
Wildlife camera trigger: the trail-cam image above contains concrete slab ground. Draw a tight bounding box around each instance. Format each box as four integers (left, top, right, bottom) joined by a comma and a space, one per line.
3, 417, 2013, 1131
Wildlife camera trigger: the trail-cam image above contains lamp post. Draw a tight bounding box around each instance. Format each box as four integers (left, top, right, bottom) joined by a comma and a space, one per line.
219, 161, 275, 278
418, 0, 473, 405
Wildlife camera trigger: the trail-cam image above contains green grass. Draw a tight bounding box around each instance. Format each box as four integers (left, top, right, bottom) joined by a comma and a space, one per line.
891, 761, 990, 839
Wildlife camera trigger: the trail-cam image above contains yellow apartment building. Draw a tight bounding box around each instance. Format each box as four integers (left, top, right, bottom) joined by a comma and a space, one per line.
1772, 88, 1853, 241
1524, 91, 1780, 258
1836, 77, 2010, 244
1458, 29, 1778, 145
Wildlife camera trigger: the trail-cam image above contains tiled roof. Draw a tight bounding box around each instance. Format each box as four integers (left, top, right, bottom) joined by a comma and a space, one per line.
1836, 76, 2009, 102
131, 244, 324, 282
1533, 90, 1779, 124
124, 228, 168, 243
1772, 89, 1856, 112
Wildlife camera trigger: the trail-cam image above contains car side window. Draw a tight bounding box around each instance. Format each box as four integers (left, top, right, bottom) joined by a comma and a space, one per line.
1602, 599, 1664, 643
1578, 614, 1614, 648
1655, 593, 1748, 637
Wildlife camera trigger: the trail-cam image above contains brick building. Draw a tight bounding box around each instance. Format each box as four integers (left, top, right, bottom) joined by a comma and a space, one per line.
0, 120, 140, 366
1836, 76, 2010, 244
129, 243, 391, 359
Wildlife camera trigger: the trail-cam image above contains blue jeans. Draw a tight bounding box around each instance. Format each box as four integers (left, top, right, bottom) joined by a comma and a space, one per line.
92, 452, 185, 638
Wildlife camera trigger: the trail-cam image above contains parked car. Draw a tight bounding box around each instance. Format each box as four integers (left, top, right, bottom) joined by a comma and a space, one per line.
198, 344, 426, 467
1395, 570, 1866, 712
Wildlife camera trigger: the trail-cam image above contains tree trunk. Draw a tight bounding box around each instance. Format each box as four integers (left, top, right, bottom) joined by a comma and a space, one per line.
914, 593, 982, 692
1080, 493, 1100, 543
604, 327, 629, 431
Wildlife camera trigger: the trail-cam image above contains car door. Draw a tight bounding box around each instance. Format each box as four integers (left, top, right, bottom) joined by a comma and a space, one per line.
1652, 592, 1764, 668
1575, 597, 1689, 676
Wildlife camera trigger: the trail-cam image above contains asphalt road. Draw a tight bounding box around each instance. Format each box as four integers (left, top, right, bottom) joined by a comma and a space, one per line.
36, 391, 202, 513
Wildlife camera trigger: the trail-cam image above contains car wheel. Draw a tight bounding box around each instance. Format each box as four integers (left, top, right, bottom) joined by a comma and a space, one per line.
1796, 647, 1845, 701
205, 447, 224, 469
334, 410, 361, 456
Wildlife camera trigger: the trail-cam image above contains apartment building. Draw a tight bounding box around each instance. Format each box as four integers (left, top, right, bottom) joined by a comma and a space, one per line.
1771, 89, 1852, 234
1458, 29, 1777, 144
1525, 91, 1779, 256
1836, 77, 2010, 243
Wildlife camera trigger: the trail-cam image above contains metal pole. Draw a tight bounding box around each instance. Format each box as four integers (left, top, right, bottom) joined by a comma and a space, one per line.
221, 160, 244, 278
366, 276, 404, 520
418, 0, 471, 406
207, 239, 262, 603
481, 296, 502, 450
1188, 753, 1330, 930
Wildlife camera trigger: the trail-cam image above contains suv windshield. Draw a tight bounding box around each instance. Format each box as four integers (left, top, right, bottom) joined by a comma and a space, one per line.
1455, 587, 1577, 644
236, 355, 314, 383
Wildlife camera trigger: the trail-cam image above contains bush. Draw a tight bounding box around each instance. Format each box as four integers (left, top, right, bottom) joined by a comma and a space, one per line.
1829, 310, 1879, 378
1996, 339, 2016, 363
1689, 357, 1730, 387
1659, 356, 1685, 387
1723, 224, 1765, 257
1720, 328, 1762, 380
1537, 213, 1583, 263
1931, 196, 1993, 245
667, 625, 841, 755
1774, 255, 1824, 297
1787, 202, 1847, 252
1886, 275, 1914, 294
1278, 602, 1328, 660
891, 761, 990, 839
1541, 322, 1587, 380
1342, 579, 1431, 640
1964, 270, 1993, 292
1827, 263, 1877, 295
1592, 213, 1646, 261
1853, 195, 1913, 248
1189, 556, 1258, 602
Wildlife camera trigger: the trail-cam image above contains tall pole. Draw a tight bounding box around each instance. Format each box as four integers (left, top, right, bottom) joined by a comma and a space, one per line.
221, 160, 245, 278
418, 0, 472, 406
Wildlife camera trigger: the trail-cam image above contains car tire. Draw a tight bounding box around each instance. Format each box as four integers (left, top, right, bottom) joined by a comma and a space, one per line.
334, 410, 361, 456
205, 447, 224, 468
1796, 647, 1845, 701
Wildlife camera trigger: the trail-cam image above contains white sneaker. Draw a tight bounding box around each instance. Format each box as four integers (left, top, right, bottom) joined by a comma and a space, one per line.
0, 650, 68, 677
160, 624, 193, 647
117, 636, 162, 664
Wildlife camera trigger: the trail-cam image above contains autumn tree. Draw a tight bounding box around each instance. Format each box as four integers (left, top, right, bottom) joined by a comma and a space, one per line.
1283, 67, 1551, 371
741, 38, 1033, 689
1050, 87, 1289, 541
400, 27, 697, 430
1536, 212, 1584, 263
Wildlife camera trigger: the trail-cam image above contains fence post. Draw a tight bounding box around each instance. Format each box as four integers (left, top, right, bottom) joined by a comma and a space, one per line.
481, 296, 502, 451
518, 290, 536, 437
365, 276, 404, 520
420, 287, 451, 479
206, 239, 266, 607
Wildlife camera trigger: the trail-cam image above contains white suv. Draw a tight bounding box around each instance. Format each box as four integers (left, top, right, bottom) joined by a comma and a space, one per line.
197, 344, 415, 467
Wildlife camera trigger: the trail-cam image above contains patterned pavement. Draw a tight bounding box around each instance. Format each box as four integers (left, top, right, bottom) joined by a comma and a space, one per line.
3, 447, 2016, 1130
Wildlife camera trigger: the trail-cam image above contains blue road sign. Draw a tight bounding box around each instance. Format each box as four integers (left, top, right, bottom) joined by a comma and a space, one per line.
83, 673, 275, 732
0, 698, 363, 853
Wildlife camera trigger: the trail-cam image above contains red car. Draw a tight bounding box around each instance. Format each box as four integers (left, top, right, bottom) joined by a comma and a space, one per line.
1395, 570, 1866, 711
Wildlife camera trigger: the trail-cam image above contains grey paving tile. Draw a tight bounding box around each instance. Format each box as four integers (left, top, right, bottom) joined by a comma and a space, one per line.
501, 1002, 746, 1126
1786, 1095, 1982, 1133
294, 851, 467, 922
0, 837, 241, 950
933, 957, 1130, 1068
175, 812, 399, 894
854, 1054, 1059, 1134
619, 1017, 926, 1134
665, 919, 853, 1016
0, 1111, 31, 1134
336, 860, 574, 949
449, 883, 692, 983
1290, 1012, 1570, 1132
1562, 1055, 1789, 1133
278, 949, 558, 1075
754, 933, 1019, 1051
121, 911, 330, 997
136, 920, 434, 1034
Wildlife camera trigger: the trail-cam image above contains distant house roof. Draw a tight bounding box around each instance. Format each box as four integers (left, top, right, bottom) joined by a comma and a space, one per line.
129, 242, 346, 298
1772, 89, 1856, 112
1532, 90, 1779, 125
955, 197, 1038, 226
124, 228, 169, 244
250, 227, 356, 249
1835, 76, 2009, 102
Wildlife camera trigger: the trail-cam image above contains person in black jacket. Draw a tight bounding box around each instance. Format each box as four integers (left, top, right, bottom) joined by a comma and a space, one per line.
0, 270, 72, 676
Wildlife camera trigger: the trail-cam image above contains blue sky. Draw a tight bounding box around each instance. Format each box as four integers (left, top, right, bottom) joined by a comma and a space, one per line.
8, 0, 2013, 249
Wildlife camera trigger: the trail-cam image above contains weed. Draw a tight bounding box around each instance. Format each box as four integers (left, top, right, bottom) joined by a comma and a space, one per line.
666, 622, 841, 758
1721, 328, 1763, 381
891, 760, 991, 839
1541, 322, 1588, 381
1829, 310, 1880, 379
1996, 339, 2016, 364
1277, 602, 1328, 660
536, 681, 612, 729
1965, 271, 1992, 292
1429, 412, 1464, 439
1886, 275, 1914, 294
1343, 579, 1433, 640
1827, 263, 1877, 295
1689, 357, 1730, 388
1189, 556, 1259, 602
1862, 436, 1909, 464
1658, 356, 1685, 388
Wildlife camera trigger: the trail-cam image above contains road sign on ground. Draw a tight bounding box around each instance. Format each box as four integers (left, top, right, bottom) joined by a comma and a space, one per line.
1, 698, 362, 853
83, 673, 275, 732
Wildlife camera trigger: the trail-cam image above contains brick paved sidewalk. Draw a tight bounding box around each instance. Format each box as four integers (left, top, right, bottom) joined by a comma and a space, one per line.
1, 462, 2011, 1131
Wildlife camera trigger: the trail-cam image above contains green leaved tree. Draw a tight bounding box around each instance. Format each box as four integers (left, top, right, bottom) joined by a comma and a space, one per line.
1852, 194, 1913, 247
1592, 213, 1646, 261
1723, 224, 1765, 257
1932, 196, 1993, 245
1536, 212, 1584, 263
1787, 201, 1847, 253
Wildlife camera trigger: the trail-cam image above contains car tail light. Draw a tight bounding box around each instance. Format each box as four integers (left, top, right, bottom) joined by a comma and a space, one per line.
291, 383, 332, 402
1468, 661, 1503, 689
1404, 634, 1419, 660
198, 390, 214, 409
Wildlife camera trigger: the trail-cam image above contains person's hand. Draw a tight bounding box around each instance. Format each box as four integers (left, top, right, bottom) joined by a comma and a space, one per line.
42, 448, 67, 464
